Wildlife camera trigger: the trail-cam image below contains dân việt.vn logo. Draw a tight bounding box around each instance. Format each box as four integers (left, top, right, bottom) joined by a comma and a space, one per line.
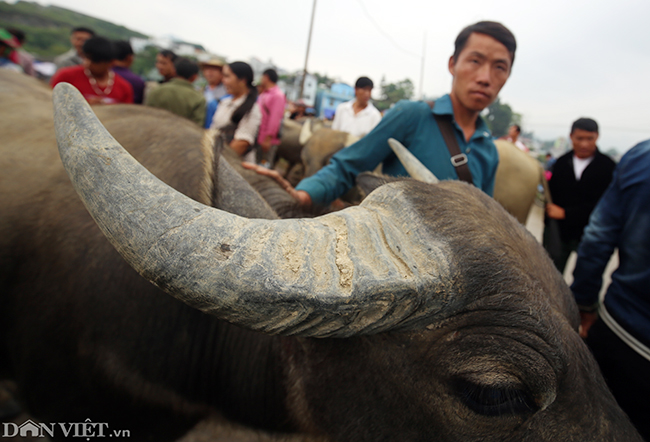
2, 418, 130, 439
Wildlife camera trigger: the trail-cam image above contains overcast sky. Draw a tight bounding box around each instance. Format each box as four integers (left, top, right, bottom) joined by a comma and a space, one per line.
31, 0, 650, 153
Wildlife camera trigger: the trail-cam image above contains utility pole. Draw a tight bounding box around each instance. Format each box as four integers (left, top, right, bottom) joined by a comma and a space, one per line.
419, 31, 426, 100
299, 0, 317, 100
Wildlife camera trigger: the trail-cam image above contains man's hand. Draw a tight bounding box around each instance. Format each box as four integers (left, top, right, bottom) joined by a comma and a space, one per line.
579, 311, 598, 338
546, 203, 566, 219
241, 162, 312, 207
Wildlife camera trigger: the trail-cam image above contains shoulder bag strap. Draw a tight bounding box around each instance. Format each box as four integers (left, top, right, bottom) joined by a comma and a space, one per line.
427, 101, 473, 185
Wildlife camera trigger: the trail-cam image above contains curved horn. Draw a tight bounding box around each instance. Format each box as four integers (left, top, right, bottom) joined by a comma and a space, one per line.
53, 84, 453, 338
298, 118, 313, 146
388, 138, 439, 184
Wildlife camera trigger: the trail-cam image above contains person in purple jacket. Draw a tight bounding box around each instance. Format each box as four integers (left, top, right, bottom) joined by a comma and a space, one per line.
112, 40, 145, 104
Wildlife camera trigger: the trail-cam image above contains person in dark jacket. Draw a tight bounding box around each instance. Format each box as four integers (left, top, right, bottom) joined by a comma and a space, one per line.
544, 118, 616, 272
571, 139, 650, 440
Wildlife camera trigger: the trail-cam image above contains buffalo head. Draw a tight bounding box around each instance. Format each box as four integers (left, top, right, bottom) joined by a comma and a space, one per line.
52, 83, 641, 441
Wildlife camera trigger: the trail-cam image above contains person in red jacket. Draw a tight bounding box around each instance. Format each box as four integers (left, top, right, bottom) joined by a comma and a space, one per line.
51, 37, 133, 105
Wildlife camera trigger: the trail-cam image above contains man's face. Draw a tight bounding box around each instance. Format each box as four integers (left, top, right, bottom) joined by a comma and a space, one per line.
71, 31, 93, 55
202, 66, 223, 86
570, 129, 599, 159
260, 74, 271, 89
83, 58, 112, 78
508, 125, 519, 139
156, 54, 176, 80
448, 32, 511, 113
355, 86, 372, 106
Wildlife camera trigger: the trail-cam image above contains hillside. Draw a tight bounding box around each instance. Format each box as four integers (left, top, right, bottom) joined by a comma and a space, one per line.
0, 0, 148, 59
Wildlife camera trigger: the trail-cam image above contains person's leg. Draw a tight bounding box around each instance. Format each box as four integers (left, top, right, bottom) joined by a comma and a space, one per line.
586, 319, 650, 440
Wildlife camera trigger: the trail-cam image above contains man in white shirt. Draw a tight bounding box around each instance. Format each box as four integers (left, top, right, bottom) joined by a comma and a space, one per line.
504, 124, 529, 152
331, 77, 381, 138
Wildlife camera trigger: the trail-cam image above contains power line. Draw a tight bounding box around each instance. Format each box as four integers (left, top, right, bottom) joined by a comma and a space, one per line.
356, 0, 420, 59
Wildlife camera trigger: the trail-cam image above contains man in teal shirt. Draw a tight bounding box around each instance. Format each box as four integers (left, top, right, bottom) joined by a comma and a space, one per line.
298, 95, 498, 204
247, 21, 516, 206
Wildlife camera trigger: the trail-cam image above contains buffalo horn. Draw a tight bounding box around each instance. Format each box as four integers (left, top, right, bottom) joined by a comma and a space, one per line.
388, 138, 439, 184
53, 84, 452, 338
298, 119, 313, 146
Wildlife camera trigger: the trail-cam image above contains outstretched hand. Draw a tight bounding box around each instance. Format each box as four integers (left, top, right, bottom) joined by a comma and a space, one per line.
241, 162, 312, 207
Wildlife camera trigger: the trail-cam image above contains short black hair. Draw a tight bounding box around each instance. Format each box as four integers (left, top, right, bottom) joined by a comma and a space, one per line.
71, 27, 95, 36
263, 68, 278, 84
355, 76, 373, 89
174, 57, 199, 80
7, 28, 25, 45
159, 49, 177, 62
114, 40, 134, 61
571, 118, 599, 134
82, 37, 114, 63
511, 124, 521, 133
453, 21, 516, 66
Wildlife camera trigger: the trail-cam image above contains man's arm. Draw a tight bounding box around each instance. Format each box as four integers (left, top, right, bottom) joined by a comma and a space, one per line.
191, 98, 207, 127
368, 107, 382, 132
482, 146, 498, 197
230, 103, 261, 155
295, 100, 417, 206
267, 93, 285, 141
122, 81, 134, 104
258, 93, 285, 149
331, 103, 343, 132
571, 167, 624, 324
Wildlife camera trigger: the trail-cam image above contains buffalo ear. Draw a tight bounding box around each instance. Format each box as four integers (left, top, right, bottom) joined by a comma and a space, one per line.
356, 172, 408, 200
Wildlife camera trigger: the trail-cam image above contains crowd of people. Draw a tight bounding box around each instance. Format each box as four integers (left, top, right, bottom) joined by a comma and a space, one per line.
1, 25, 292, 165
1, 20, 649, 440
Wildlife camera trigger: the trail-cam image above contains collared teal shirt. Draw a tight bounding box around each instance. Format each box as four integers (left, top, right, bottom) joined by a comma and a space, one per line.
296, 94, 499, 205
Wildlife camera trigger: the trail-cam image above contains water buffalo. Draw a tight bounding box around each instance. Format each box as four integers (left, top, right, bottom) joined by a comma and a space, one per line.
0, 69, 643, 441
274, 118, 331, 187
0, 70, 293, 439
493, 140, 548, 224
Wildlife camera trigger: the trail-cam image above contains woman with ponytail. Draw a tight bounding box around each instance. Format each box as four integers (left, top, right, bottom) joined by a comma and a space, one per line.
210, 61, 261, 158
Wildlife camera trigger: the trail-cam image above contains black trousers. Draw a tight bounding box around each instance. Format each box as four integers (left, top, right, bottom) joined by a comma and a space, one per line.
586, 319, 650, 441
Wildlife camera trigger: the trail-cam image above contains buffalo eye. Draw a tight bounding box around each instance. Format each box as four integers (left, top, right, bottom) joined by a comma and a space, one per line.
454, 379, 538, 416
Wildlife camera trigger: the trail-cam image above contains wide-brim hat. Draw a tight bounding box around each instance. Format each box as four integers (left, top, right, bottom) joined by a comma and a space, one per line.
200, 58, 225, 68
